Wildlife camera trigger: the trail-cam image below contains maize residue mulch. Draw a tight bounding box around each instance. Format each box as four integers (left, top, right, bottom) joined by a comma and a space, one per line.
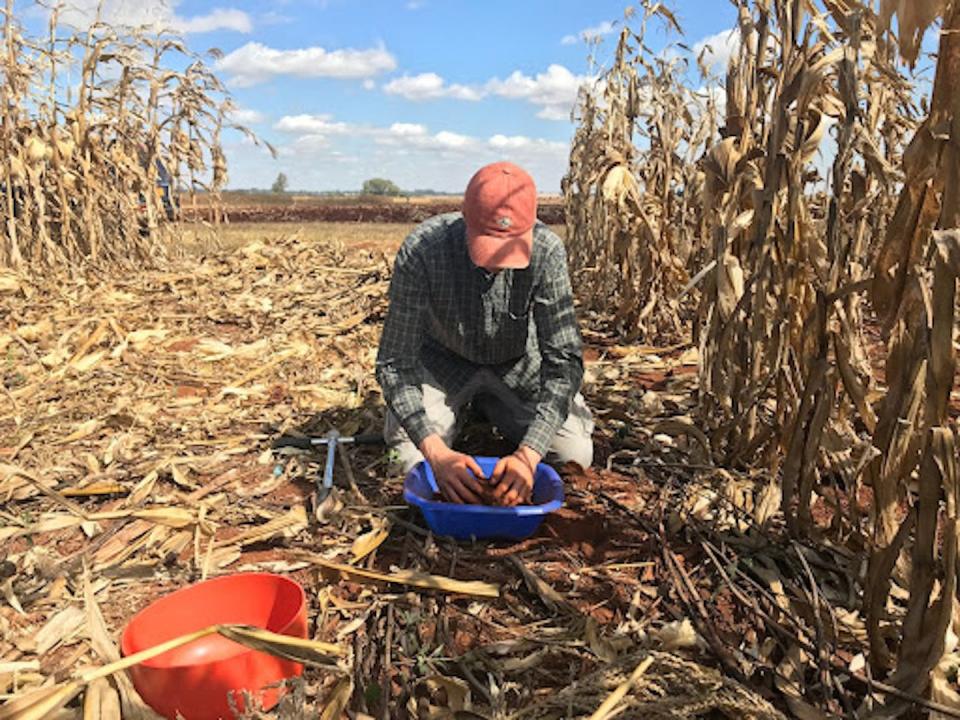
0, 232, 886, 718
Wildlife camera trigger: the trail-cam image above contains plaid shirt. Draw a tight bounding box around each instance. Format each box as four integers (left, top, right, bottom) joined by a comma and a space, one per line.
376, 212, 584, 457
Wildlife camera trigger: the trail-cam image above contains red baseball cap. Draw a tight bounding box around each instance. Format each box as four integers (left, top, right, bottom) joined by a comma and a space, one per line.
463, 162, 537, 270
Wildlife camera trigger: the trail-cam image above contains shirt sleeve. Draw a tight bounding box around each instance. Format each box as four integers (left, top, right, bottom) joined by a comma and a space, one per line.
521, 241, 585, 457
375, 241, 433, 448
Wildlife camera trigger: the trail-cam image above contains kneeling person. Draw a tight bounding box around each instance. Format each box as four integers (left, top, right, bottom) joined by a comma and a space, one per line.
375, 162, 593, 506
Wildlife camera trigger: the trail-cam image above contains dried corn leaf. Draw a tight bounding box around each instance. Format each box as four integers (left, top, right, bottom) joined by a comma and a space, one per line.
82, 679, 120, 720
880, 0, 946, 65
318, 676, 353, 720
57, 420, 101, 444
296, 552, 499, 598
0, 273, 22, 293
89, 507, 195, 529
0, 681, 83, 720
213, 505, 307, 548
350, 519, 391, 562
36, 606, 86, 655
70, 351, 107, 374
216, 625, 342, 666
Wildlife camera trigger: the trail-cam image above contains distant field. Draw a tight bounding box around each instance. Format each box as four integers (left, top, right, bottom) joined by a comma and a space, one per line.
181, 221, 408, 254
182, 192, 566, 224
202, 191, 564, 206
180, 221, 566, 256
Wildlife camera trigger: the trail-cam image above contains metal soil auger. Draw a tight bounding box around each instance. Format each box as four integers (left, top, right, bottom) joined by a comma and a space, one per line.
273, 430, 384, 514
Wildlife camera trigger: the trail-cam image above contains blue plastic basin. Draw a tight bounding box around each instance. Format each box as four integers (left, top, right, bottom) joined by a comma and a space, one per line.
403, 456, 564, 541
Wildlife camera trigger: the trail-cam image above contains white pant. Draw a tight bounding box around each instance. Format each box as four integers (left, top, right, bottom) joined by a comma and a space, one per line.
384, 369, 594, 472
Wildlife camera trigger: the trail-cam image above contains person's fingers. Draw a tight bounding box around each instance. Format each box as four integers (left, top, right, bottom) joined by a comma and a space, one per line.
465, 456, 486, 482
439, 477, 465, 504
491, 457, 507, 484
452, 472, 482, 504
470, 471, 486, 491
438, 455, 533, 506
492, 461, 518, 500
491, 470, 509, 499
441, 484, 463, 504
457, 465, 483, 493
493, 475, 511, 505
503, 484, 518, 506
508, 473, 533, 505
518, 473, 532, 502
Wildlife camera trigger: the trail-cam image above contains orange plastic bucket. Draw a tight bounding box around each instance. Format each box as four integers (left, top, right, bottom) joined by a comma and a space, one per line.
120, 573, 307, 720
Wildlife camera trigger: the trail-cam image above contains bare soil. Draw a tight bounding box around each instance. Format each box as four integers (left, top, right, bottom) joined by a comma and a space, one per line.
183, 198, 566, 225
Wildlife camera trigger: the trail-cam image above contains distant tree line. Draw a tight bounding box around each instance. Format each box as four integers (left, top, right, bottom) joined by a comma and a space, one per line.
362, 178, 401, 196
247, 173, 458, 196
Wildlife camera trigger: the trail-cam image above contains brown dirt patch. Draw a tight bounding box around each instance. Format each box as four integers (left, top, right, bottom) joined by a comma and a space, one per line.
185, 201, 565, 226
541, 508, 611, 561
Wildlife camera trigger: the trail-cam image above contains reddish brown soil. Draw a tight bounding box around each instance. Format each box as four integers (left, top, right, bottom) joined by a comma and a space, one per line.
184, 201, 565, 225
542, 508, 612, 561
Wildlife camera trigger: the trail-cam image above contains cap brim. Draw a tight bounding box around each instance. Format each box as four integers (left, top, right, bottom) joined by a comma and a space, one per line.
467, 228, 533, 270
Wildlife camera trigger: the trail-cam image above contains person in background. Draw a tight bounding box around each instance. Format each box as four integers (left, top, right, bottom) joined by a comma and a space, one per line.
376, 161, 593, 506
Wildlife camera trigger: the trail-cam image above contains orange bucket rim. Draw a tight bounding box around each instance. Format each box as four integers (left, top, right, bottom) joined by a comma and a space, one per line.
119, 572, 307, 670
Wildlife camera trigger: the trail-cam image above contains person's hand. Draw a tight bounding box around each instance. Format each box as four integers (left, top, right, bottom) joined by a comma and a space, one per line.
420, 435, 485, 504
491, 446, 542, 506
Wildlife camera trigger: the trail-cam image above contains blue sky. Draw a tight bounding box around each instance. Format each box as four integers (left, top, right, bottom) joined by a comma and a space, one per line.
33, 1, 742, 193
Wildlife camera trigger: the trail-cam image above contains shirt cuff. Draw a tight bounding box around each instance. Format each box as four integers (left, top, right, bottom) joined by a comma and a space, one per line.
401, 410, 433, 450
521, 419, 556, 459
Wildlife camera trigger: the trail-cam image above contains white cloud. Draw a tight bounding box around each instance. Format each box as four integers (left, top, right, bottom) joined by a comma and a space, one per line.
58, 1, 252, 34
271, 114, 568, 164
561, 19, 616, 45
374, 64, 592, 120
274, 114, 351, 135
273, 116, 463, 152
536, 105, 572, 121
363, 79, 376, 90
388, 123, 428, 137
693, 29, 740, 71
216, 42, 397, 87
227, 107, 266, 125
488, 134, 567, 154
432, 131, 473, 149
225, 117, 571, 192
282, 134, 333, 153
375, 123, 476, 151
488, 134, 530, 150
176, 8, 251, 33
383, 73, 483, 101
486, 64, 591, 121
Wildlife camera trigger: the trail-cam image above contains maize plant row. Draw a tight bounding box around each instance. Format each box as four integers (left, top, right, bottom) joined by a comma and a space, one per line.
0, 0, 260, 270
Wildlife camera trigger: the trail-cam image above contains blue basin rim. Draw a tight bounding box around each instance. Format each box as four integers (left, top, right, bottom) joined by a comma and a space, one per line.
403, 456, 564, 517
